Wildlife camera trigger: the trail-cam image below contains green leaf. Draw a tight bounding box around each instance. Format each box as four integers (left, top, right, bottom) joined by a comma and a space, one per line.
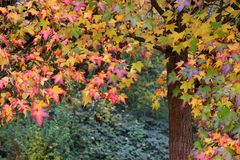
211, 22, 222, 29
180, 93, 191, 102
189, 38, 198, 53
158, 36, 172, 45
194, 140, 203, 149
180, 79, 194, 93
132, 61, 144, 72
103, 10, 112, 21
198, 85, 211, 95
69, 27, 81, 38
168, 71, 178, 84
39, 19, 50, 28
173, 43, 184, 54
172, 87, 180, 97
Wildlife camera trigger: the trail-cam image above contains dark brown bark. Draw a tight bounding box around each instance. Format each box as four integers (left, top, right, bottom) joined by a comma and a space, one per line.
0, 0, 16, 7
166, 48, 193, 160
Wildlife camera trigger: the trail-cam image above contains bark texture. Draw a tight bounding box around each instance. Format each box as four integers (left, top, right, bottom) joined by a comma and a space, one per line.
167, 48, 193, 160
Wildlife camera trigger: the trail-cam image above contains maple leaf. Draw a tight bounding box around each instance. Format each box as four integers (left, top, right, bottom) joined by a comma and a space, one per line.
181, 66, 199, 80
30, 100, 49, 126
0, 34, 9, 46
94, 77, 105, 87
40, 27, 52, 40
107, 87, 120, 104
0, 77, 8, 89
84, 10, 93, 20
235, 94, 240, 107
61, 0, 73, 5
120, 78, 133, 89
1, 104, 14, 123
98, 1, 107, 12
194, 0, 203, 9
7, 12, 22, 24
52, 72, 64, 84
71, 71, 86, 83
82, 90, 92, 106
132, 61, 144, 73
45, 86, 66, 103
31, 108, 49, 126
193, 151, 207, 160
177, 0, 191, 12
41, 65, 52, 76
61, 13, 77, 23
12, 99, 30, 117
0, 48, 9, 70
89, 88, 100, 100
221, 64, 232, 76
72, 2, 87, 11
52, 33, 60, 42
114, 68, 128, 79
0, 7, 8, 15
119, 93, 128, 104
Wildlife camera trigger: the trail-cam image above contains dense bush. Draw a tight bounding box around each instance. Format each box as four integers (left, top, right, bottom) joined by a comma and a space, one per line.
0, 99, 168, 160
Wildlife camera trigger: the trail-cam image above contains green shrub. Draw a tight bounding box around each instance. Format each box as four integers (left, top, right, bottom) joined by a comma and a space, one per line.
0, 99, 168, 160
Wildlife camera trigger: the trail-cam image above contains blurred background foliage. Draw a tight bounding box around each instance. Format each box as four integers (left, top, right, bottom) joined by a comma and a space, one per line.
0, 50, 168, 160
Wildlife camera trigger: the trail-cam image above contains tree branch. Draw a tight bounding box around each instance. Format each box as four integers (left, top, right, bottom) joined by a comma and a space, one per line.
127, 34, 165, 53
150, 0, 164, 15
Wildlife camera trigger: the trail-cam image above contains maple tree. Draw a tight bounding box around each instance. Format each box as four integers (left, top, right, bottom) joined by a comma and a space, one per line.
0, 0, 239, 159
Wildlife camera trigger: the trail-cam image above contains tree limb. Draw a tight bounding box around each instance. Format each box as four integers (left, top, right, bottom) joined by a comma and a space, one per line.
150, 0, 164, 15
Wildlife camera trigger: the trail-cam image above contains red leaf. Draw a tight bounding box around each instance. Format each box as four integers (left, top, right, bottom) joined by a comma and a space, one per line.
45, 86, 66, 103
40, 27, 52, 40
0, 34, 9, 46
52, 72, 64, 84
61, 0, 73, 5
31, 108, 49, 126
30, 100, 49, 126
72, 2, 87, 11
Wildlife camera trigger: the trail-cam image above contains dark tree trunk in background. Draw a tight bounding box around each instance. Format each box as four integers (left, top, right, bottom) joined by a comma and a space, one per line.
0, 0, 16, 7
166, 48, 193, 160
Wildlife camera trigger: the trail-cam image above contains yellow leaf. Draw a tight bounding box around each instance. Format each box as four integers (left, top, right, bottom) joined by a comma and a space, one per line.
152, 100, 160, 110
120, 78, 133, 89
182, 13, 191, 25
192, 107, 201, 118
105, 28, 117, 38
145, 35, 156, 43
7, 12, 22, 24
113, 35, 124, 44
22, 93, 29, 99
165, 23, 177, 33
139, 0, 145, 7
82, 90, 92, 106
175, 60, 184, 69
132, 61, 144, 72
52, 86, 65, 94
170, 31, 185, 44
0, 7, 7, 15
163, 10, 173, 23
153, 27, 164, 36
23, 24, 35, 36
119, 93, 128, 104
0, 48, 9, 70
115, 14, 124, 22
180, 79, 194, 93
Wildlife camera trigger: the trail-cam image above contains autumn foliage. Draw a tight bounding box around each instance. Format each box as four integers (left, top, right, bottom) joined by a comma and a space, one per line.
0, 0, 143, 125
0, 0, 240, 159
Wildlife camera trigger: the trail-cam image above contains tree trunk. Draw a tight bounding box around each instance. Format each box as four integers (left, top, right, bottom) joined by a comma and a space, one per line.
0, 0, 16, 7
167, 48, 193, 160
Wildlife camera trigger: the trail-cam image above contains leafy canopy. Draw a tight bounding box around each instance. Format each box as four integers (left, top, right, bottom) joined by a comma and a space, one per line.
0, 0, 240, 159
